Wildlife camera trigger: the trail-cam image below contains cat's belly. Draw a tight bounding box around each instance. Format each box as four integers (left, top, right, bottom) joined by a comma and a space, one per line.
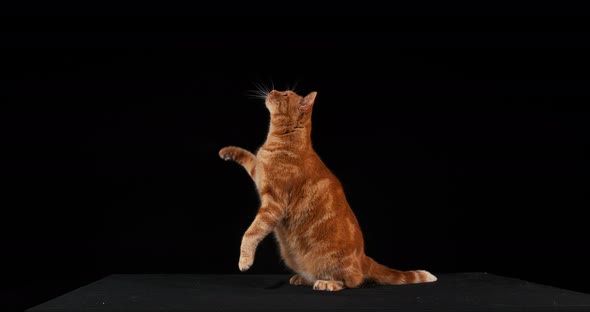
273, 227, 297, 269
274, 223, 351, 283
274, 229, 315, 283
273, 226, 312, 274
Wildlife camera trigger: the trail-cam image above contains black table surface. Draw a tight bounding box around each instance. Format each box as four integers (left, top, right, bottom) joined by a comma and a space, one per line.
26, 272, 590, 312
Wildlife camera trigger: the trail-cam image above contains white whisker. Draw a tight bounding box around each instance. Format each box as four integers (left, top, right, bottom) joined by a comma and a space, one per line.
286, 80, 300, 93
247, 80, 273, 100
291, 80, 300, 93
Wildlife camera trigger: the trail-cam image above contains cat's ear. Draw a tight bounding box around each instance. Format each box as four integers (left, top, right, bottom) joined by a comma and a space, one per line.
299, 91, 317, 112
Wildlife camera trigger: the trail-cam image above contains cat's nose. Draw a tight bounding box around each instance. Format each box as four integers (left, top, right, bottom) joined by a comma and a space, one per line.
269, 90, 277, 95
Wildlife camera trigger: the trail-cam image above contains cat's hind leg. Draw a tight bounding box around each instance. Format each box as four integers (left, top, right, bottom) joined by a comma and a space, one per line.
219, 146, 257, 177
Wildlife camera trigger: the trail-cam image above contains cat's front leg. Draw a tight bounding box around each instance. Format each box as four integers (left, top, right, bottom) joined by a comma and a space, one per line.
219, 146, 257, 177
239, 196, 284, 271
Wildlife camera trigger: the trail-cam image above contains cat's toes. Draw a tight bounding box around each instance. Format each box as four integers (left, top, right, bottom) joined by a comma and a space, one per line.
313, 280, 344, 291
219, 147, 234, 161
238, 255, 253, 272
289, 275, 302, 285
289, 275, 308, 286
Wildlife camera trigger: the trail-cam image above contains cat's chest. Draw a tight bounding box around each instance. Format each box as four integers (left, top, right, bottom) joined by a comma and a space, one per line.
254, 156, 302, 189
257, 149, 302, 170
257, 157, 301, 178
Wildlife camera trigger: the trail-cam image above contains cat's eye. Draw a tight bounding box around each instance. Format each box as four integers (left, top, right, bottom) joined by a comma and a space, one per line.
283, 93, 288, 96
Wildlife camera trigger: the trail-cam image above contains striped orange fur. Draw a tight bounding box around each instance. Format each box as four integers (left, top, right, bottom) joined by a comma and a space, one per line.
219, 89, 437, 291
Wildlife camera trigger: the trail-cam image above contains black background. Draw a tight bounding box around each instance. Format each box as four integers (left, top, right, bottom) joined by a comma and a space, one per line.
1, 13, 589, 311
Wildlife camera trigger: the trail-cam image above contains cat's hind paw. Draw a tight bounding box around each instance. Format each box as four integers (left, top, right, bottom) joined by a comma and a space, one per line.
313, 280, 344, 291
289, 274, 312, 286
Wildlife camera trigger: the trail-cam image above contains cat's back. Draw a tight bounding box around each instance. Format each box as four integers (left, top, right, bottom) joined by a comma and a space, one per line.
296, 151, 349, 206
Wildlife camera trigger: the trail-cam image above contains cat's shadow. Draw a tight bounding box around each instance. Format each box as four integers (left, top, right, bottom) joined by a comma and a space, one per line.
263, 280, 288, 290
263, 280, 380, 290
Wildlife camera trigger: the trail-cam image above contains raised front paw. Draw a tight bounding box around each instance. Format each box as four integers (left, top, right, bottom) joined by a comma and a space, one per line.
238, 254, 253, 272
219, 146, 237, 161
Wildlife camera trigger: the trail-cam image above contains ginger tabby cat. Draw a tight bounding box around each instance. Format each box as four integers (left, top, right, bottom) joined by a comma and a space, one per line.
219, 89, 437, 291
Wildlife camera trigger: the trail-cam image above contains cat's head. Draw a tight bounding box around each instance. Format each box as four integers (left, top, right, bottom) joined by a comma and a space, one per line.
265, 90, 317, 123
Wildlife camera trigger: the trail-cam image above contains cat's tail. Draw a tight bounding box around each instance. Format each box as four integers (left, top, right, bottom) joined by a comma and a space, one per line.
362, 256, 437, 285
